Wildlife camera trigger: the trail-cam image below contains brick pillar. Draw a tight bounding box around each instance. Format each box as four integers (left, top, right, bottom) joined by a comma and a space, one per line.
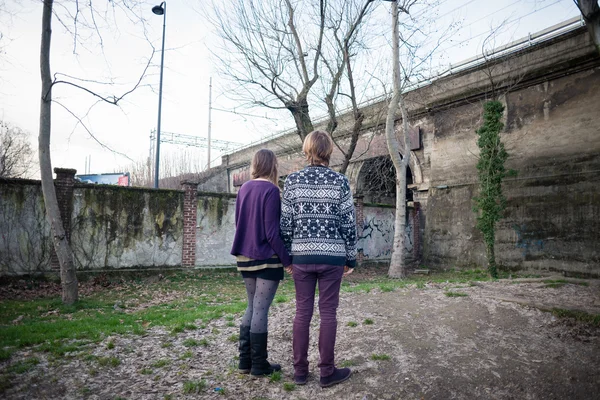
181, 180, 199, 267
51, 168, 77, 269
354, 196, 364, 264
413, 201, 421, 262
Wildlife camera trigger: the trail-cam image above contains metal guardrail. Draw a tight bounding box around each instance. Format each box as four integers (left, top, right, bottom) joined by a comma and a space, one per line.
224, 16, 585, 156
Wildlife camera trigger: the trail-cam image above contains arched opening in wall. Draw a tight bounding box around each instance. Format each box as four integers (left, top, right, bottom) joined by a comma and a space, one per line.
356, 156, 413, 205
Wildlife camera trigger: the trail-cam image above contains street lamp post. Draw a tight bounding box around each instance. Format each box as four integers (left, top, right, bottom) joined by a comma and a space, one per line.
153, 2, 166, 189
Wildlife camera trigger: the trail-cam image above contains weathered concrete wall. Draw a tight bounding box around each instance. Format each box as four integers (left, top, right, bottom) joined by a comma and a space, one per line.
195, 193, 237, 267
0, 179, 53, 275
358, 205, 414, 262
215, 27, 600, 276
425, 65, 600, 276
71, 186, 184, 269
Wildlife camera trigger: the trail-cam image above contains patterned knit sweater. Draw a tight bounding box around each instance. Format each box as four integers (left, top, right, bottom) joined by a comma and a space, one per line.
281, 165, 357, 268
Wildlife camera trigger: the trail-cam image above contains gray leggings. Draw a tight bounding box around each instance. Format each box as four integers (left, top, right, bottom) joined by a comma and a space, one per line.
242, 278, 279, 333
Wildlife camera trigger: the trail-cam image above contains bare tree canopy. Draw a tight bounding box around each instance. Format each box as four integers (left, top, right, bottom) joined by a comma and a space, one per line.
204, 0, 392, 172
0, 121, 35, 178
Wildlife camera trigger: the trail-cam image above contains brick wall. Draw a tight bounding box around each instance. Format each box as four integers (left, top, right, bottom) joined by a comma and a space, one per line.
182, 181, 199, 267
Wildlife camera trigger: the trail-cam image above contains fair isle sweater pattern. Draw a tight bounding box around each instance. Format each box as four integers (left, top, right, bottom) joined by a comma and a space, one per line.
280, 165, 358, 268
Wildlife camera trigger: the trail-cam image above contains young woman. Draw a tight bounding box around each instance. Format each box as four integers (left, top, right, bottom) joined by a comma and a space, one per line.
281, 130, 357, 388
230, 149, 292, 377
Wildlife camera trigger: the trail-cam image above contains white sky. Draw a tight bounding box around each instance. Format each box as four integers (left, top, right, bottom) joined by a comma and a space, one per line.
0, 0, 580, 179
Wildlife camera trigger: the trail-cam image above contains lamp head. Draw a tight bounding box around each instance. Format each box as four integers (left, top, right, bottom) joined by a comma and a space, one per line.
152, 4, 165, 15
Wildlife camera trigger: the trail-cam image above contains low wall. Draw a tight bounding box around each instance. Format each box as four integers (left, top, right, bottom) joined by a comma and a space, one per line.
71, 186, 184, 269
1, 173, 413, 276
195, 193, 237, 267
0, 180, 52, 275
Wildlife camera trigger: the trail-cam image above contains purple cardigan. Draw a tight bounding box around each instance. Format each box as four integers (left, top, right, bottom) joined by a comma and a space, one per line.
230, 180, 292, 267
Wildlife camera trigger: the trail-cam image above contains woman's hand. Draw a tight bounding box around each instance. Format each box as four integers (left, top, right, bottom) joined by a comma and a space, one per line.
343, 266, 354, 277
285, 265, 293, 275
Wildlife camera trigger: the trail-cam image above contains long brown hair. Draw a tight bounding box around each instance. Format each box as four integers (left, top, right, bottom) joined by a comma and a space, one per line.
303, 130, 333, 166
251, 149, 279, 186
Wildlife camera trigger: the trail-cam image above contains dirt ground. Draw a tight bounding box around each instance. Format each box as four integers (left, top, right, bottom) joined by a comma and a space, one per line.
4, 277, 600, 400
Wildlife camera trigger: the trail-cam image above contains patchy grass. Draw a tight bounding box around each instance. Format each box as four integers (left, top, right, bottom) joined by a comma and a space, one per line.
183, 379, 206, 394
97, 356, 120, 368
0, 268, 557, 364
0, 271, 247, 360
339, 359, 358, 367
179, 351, 193, 360
283, 382, 296, 392
445, 291, 468, 297
140, 368, 153, 375
363, 318, 374, 325
183, 338, 200, 347
227, 334, 239, 343
551, 308, 600, 327
269, 370, 282, 383
347, 321, 358, 327
371, 354, 391, 361
6, 357, 39, 374
151, 359, 170, 368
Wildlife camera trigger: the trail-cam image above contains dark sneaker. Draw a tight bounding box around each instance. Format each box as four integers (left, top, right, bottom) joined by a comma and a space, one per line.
320, 367, 352, 388
294, 373, 308, 385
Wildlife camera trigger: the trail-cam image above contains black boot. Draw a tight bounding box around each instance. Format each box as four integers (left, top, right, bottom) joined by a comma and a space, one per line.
238, 325, 252, 374
250, 332, 281, 376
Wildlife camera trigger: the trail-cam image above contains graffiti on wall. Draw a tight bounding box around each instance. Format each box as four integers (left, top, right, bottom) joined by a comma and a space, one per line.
357, 207, 413, 260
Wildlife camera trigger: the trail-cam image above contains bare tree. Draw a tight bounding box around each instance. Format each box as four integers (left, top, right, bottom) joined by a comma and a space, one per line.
575, 0, 600, 52
384, 0, 450, 278
38, 0, 153, 304
205, 0, 382, 173
385, 0, 412, 279
0, 121, 35, 178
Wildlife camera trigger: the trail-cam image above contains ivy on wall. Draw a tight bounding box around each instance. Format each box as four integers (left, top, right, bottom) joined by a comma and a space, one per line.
473, 101, 509, 278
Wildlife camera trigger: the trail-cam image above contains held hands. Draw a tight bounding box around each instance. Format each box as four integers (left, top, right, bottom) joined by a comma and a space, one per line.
285, 265, 293, 275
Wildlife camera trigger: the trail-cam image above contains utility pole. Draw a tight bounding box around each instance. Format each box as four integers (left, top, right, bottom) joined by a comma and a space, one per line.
208, 77, 212, 170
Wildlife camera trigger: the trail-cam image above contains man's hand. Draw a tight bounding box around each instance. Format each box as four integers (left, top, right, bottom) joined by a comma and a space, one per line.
343, 266, 354, 277
285, 265, 293, 275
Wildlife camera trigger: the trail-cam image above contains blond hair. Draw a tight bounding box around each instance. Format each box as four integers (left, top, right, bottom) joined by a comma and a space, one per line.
303, 130, 333, 166
251, 149, 279, 186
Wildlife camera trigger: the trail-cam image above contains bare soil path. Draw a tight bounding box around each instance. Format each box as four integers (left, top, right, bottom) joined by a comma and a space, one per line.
3, 278, 600, 400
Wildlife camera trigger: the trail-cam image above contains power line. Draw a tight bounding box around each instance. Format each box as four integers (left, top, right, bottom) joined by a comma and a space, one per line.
438, 0, 564, 53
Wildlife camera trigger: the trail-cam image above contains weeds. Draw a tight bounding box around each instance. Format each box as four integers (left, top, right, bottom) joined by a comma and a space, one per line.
283, 382, 296, 392
347, 321, 358, 327
269, 370, 282, 383
183, 380, 206, 394
371, 354, 391, 361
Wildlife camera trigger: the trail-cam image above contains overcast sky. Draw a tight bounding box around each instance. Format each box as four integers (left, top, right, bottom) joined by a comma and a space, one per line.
0, 0, 580, 179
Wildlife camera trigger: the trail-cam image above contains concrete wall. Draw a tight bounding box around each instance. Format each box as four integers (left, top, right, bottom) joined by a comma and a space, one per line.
357, 204, 418, 264
0, 180, 53, 275
195, 193, 237, 267
214, 27, 600, 276
70, 186, 184, 269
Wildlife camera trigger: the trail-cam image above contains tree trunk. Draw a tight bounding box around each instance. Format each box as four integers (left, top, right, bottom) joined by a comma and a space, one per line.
486, 231, 497, 278
386, 0, 409, 279
287, 97, 314, 141
577, 0, 600, 53
39, 0, 78, 304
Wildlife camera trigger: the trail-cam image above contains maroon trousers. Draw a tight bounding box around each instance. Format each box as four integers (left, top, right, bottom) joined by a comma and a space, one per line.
292, 263, 344, 378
